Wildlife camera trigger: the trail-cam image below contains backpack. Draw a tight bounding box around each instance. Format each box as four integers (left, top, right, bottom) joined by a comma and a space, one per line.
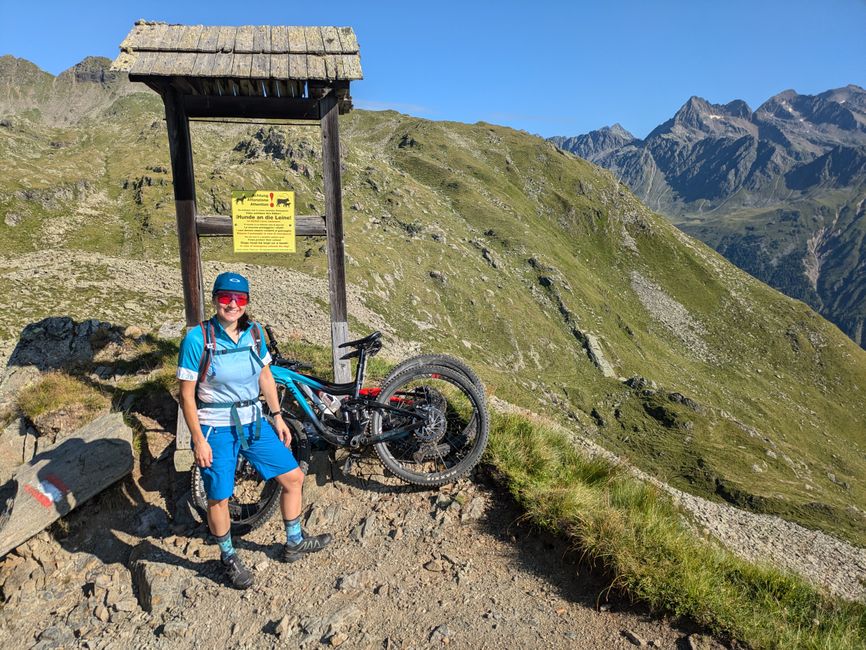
196, 319, 264, 388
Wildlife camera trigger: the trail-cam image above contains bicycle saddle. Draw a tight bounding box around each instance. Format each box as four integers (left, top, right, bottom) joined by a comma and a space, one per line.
338, 331, 382, 349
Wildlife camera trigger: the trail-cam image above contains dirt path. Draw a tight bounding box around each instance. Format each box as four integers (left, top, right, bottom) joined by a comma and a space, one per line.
0, 422, 720, 649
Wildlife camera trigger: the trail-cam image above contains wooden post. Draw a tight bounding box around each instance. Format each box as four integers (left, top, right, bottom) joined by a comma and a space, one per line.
163, 86, 202, 464
163, 87, 204, 327
320, 94, 351, 383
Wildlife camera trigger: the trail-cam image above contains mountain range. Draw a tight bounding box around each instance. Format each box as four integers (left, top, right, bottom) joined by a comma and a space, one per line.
2, 56, 866, 547
550, 85, 866, 347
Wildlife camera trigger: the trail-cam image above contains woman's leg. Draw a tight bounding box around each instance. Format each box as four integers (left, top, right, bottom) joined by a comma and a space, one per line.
201, 426, 252, 588
243, 420, 332, 561
273, 468, 333, 561
207, 498, 231, 537
274, 467, 305, 521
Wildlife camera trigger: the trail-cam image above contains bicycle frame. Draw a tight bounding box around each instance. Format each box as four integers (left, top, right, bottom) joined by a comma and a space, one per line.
270, 354, 428, 450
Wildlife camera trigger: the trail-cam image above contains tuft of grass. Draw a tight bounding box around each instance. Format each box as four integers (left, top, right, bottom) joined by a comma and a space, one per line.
17, 372, 109, 420
487, 412, 866, 649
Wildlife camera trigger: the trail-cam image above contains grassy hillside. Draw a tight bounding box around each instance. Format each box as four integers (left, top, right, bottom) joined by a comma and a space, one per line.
2, 71, 866, 548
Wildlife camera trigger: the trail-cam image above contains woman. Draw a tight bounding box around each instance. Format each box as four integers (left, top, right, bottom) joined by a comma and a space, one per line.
177, 272, 332, 589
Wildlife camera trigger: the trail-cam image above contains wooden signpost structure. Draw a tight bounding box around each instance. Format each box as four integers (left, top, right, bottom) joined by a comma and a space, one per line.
111, 22, 362, 468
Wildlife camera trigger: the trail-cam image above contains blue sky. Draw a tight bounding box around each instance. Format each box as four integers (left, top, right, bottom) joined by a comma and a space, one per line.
2, 0, 865, 138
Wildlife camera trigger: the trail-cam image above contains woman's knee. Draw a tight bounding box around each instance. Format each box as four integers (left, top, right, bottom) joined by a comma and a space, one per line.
208, 498, 229, 509
277, 468, 305, 490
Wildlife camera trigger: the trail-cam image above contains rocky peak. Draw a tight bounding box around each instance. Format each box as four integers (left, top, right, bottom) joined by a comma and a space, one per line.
0, 55, 53, 87
56, 57, 123, 86
549, 123, 637, 162
650, 96, 754, 138
647, 96, 756, 141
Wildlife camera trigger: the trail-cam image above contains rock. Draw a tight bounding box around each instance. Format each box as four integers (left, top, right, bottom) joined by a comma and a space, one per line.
8, 317, 110, 369
162, 619, 189, 640
667, 392, 703, 413
388, 527, 404, 540
157, 321, 185, 340
275, 614, 292, 638
424, 559, 446, 572
94, 605, 109, 622
460, 498, 485, 522
37, 624, 75, 647
350, 514, 376, 543
134, 506, 169, 536
323, 603, 360, 630
622, 629, 646, 646
114, 598, 139, 612
327, 631, 348, 647
336, 570, 375, 592
685, 633, 726, 650
430, 625, 451, 644
130, 542, 182, 614
584, 333, 617, 378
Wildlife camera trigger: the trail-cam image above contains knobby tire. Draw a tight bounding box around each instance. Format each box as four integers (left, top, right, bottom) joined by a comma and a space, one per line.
373, 364, 489, 486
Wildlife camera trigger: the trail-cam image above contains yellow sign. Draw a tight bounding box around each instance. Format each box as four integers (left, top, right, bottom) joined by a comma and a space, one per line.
231, 190, 296, 253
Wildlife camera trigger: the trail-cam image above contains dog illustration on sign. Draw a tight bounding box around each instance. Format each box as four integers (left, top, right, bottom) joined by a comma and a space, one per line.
276, 197, 290, 207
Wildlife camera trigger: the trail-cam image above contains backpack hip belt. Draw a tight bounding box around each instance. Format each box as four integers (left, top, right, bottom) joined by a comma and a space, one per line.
196, 397, 261, 450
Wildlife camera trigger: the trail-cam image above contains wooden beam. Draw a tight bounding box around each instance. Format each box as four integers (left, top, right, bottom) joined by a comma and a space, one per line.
319, 93, 351, 383
197, 214, 326, 237
163, 89, 205, 327
182, 94, 321, 120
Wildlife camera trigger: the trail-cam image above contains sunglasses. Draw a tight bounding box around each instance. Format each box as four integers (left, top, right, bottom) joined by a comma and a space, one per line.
215, 291, 249, 306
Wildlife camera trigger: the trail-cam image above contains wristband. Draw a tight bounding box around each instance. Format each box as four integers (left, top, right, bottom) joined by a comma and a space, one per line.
267, 407, 282, 418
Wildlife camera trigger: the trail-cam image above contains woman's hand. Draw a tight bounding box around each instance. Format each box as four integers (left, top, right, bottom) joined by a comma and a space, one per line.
274, 415, 292, 448
194, 438, 213, 468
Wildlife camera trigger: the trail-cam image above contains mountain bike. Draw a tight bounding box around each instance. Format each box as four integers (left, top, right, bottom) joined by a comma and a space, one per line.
190, 326, 488, 533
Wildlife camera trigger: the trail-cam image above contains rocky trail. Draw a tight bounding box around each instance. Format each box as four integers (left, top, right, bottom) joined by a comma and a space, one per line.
0, 414, 716, 649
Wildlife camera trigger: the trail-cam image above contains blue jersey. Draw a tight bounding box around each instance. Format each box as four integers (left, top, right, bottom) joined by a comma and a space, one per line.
177, 319, 272, 426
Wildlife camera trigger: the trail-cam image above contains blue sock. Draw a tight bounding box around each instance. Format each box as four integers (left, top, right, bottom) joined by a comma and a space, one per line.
215, 531, 235, 559
285, 516, 303, 545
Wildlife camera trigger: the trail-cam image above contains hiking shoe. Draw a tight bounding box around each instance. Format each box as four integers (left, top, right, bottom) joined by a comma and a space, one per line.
221, 552, 254, 589
280, 532, 334, 563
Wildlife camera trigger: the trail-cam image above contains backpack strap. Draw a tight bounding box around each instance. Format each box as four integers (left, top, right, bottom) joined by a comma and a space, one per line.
249, 321, 265, 368
196, 319, 217, 390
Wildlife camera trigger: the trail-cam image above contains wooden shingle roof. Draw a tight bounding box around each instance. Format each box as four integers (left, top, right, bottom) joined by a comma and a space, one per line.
111, 21, 362, 82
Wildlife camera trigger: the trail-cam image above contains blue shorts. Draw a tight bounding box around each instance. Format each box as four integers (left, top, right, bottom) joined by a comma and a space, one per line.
199, 419, 299, 501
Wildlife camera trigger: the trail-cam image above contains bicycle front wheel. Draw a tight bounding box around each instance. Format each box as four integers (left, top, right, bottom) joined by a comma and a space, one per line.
372, 364, 489, 487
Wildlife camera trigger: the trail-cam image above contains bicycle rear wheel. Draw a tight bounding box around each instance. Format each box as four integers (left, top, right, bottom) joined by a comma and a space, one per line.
373, 364, 489, 487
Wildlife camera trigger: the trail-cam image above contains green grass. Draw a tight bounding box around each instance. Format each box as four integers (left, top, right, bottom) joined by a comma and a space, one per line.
487, 412, 866, 649
17, 372, 109, 420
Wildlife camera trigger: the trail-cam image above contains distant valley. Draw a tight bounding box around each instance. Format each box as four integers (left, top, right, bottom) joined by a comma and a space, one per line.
551, 85, 866, 347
